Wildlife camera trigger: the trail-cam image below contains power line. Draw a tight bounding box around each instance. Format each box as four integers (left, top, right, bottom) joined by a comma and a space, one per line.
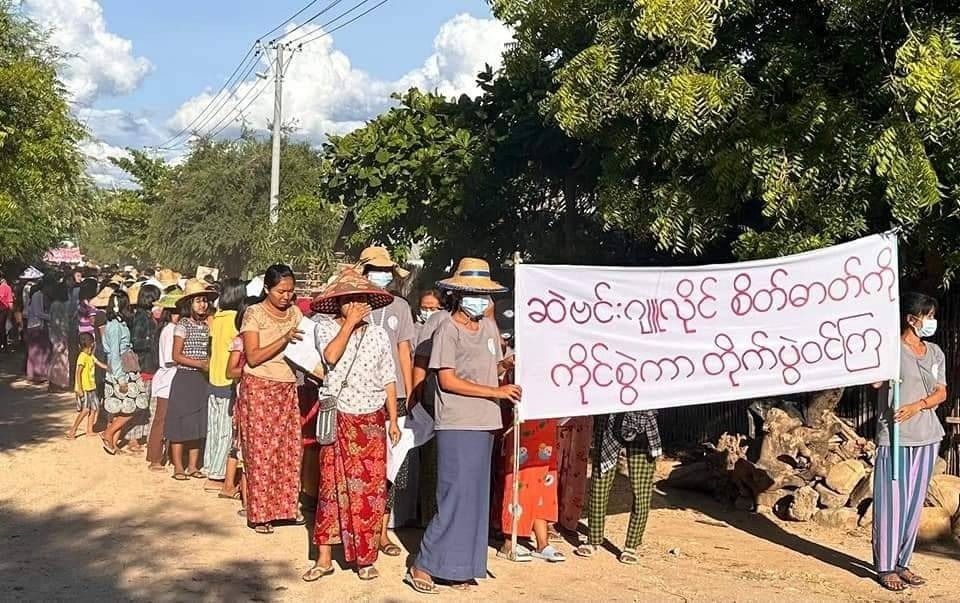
268, 0, 349, 44
203, 76, 274, 142
291, 0, 391, 48
172, 56, 262, 145
154, 46, 259, 150
257, 0, 322, 42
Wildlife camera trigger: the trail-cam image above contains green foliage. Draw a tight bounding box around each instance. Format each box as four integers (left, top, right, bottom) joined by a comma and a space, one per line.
0, 1, 89, 262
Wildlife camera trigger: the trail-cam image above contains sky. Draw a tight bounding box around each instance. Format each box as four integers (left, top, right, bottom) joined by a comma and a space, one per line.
18, 0, 514, 186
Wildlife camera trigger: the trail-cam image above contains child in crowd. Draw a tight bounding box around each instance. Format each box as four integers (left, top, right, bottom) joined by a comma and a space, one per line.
219, 296, 255, 508
66, 332, 107, 439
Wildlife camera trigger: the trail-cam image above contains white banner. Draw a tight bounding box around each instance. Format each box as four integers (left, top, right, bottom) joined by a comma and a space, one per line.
515, 233, 900, 421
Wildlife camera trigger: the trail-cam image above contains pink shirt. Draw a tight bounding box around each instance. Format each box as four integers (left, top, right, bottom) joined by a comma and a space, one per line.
0, 281, 12, 310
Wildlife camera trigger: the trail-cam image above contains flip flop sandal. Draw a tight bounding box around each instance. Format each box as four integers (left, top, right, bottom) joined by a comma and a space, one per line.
547, 528, 563, 543
532, 545, 566, 563
253, 523, 274, 535
171, 473, 189, 481
218, 491, 241, 500
878, 573, 908, 592
403, 570, 438, 595
301, 564, 334, 582
358, 567, 380, 581
449, 581, 476, 591
574, 544, 598, 558
619, 549, 640, 565
237, 509, 247, 518
497, 543, 533, 562
379, 543, 403, 557
188, 471, 206, 479
897, 568, 926, 586
148, 465, 166, 472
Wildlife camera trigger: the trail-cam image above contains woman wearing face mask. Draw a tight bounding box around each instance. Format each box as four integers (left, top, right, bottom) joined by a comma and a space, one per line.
414, 290, 443, 340
871, 292, 947, 592
405, 258, 521, 595
359, 246, 417, 553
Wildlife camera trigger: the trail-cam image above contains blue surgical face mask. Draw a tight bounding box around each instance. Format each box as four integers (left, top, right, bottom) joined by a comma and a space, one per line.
461, 296, 490, 320
367, 272, 393, 288
419, 309, 438, 323
916, 318, 937, 338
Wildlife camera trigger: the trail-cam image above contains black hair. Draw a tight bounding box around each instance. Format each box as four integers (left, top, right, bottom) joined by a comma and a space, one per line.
143, 268, 155, 277
235, 295, 259, 331
137, 284, 161, 310
439, 289, 458, 312
78, 278, 99, 302
418, 289, 442, 306
901, 292, 938, 331
176, 295, 209, 322
264, 264, 296, 292
219, 278, 246, 312
79, 332, 95, 350
106, 291, 132, 324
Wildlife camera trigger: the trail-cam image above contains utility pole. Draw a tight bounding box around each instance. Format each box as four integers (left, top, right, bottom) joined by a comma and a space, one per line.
268, 42, 286, 225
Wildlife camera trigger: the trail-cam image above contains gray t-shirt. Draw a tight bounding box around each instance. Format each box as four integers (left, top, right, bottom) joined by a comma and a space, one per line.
429, 317, 503, 431
877, 342, 947, 447
370, 297, 415, 399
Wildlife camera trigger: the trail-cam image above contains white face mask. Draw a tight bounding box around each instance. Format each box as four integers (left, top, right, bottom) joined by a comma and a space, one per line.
461, 296, 491, 320
419, 309, 438, 323
367, 272, 393, 288
915, 318, 937, 338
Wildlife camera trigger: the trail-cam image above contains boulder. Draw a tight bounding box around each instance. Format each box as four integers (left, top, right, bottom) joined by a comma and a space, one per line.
825, 460, 867, 495
787, 486, 819, 521
813, 508, 858, 530
925, 474, 960, 520
756, 489, 790, 509
815, 483, 849, 509
917, 507, 953, 544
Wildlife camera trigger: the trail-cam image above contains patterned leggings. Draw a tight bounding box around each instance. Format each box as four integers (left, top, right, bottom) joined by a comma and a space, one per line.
588, 445, 655, 550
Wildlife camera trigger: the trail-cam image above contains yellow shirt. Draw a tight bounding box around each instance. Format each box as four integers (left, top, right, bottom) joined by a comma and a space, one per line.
209, 310, 238, 388
76, 351, 96, 392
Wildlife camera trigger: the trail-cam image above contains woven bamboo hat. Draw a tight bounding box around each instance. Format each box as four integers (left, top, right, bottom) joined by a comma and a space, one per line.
310, 269, 394, 315
156, 268, 180, 290
358, 246, 410, 279
92, 286, 116, 309
179, 278, 219, 303
437, 258, 508, 294
158, 288, 184, 309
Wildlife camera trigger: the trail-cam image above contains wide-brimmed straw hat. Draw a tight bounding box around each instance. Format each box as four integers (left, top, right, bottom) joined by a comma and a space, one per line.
126, 283, 142, 306
179, 278, 219, 304
158, 288, 184, 309
358, 246, 410, 279
310, 269, 394, 315
437, 258, 508, 294
156, 268, 180, 290
91, 286, 116, 309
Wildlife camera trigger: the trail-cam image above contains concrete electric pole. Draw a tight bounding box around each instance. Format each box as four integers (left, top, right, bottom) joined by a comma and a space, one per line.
268, 42, 286, 225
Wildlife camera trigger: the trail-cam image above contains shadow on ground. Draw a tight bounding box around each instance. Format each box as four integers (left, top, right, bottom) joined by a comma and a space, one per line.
0, 501, 290, 602
0, 353, 76, 454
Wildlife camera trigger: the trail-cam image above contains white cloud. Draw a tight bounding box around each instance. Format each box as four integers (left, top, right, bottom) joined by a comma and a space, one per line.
168, 13, 514, 143
23, 0, 152, 104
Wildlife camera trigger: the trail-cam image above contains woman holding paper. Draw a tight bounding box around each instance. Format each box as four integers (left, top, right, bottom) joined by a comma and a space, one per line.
238, 265, 305, 534
303, 269, 400, 583
405, 258, 521, 595
872, 292, 946, 592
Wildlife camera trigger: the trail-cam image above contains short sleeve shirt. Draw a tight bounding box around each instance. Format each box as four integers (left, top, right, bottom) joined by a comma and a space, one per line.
76, 352, 96, 392
429, 318, 503, 431
173, 317, 210, 363
370, 297, 415, 398
314, 321, 396, 415
240, 303, 302, 383
877, 341, 947, 447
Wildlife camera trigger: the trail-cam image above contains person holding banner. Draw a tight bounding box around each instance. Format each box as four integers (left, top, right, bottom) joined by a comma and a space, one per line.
872, 292, 947, 592
575, 411, 661, 565
406, 258, 520, 594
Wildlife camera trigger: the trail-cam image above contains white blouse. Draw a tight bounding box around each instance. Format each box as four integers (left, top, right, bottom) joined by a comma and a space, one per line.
151, 323, 178, 398
314, 320, 396, 415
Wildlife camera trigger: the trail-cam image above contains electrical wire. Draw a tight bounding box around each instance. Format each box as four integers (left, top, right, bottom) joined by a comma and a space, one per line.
291, 0, 390, 48
154, 46, 259, 150
268, 0, 349, 44
256, 0, 322, 42
202, 77, 274, 142
172, 56, 261, 144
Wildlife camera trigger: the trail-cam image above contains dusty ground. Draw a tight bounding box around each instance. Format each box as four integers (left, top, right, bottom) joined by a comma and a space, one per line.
0, 354, 958, 602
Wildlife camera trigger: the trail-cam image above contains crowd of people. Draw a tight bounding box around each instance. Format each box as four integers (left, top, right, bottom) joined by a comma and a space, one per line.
0, 248, 655, 593
0, 249, 948, 594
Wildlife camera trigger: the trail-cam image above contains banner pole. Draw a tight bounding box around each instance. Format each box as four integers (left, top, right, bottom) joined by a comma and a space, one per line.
892, 379, 900, 481
510, 251, 522, 560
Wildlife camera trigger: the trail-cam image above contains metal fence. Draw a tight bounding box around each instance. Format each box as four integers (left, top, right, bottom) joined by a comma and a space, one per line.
657, 293, 960, 476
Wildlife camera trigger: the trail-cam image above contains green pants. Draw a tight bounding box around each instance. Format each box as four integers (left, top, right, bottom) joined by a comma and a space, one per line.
588, 444, 655, 550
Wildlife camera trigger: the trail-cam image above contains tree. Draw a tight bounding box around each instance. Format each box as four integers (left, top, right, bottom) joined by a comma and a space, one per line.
0, 0, 89, 261
490, 0, 960, 287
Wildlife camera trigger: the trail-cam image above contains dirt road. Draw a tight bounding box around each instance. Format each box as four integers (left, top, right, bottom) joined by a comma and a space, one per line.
0, 355, 957, 602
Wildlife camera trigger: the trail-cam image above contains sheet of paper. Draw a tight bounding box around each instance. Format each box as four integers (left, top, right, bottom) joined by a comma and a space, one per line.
283, 317, 322, 375
386, 404, 435, 482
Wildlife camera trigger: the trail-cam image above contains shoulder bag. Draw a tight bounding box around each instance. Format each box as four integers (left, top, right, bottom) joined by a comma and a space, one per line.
316, 326, 367, 446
